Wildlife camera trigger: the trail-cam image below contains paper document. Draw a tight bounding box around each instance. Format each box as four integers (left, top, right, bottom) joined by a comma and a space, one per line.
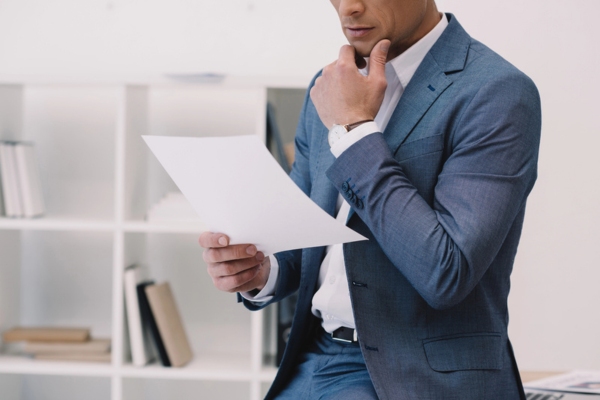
143, 135, 367, 255
525, 371, 600, 395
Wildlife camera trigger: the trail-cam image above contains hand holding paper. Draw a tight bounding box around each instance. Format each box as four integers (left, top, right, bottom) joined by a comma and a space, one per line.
199, 232, 271, 293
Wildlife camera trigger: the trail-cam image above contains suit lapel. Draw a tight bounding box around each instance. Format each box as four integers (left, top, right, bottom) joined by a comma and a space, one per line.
383, 57, 452, 153
383, 13, 471, 153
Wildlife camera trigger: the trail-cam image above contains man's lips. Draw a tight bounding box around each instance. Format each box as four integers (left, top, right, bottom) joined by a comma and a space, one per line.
345, 26, 374, 38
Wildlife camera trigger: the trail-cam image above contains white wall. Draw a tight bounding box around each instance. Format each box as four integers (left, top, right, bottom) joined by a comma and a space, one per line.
1, 0, 599, 371
0, 0, 346, 79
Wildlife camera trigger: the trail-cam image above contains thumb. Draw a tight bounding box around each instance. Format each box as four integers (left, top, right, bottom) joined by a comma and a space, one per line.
368, 39, 390, 77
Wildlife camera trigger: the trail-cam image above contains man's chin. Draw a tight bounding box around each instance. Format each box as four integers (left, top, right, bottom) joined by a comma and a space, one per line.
350, 43, 374, 59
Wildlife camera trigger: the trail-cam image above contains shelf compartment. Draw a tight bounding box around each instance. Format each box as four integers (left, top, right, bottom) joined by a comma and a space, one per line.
121, 232, 252, 367
22, 85, 119, 220
0, 231, 114, 353
123, 85, 267, 221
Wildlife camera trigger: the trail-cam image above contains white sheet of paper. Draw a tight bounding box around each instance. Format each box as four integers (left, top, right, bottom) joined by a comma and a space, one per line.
143, 135, 367, 255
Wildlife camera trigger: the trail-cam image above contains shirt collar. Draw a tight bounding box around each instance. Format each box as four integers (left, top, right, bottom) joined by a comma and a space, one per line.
361, 13, 449, 89
391, 13, 448, 89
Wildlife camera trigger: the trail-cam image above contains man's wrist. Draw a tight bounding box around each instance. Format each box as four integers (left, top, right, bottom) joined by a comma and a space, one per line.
344, 118, 374, 130
328, 119, 374, 147
330, 121, 379, 158
239, 255, 279, 302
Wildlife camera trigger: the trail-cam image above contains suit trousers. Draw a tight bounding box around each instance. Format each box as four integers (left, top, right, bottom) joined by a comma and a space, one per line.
276, 328, 378, 399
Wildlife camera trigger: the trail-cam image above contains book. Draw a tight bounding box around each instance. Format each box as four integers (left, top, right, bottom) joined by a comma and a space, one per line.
0, 153, 4, 216
14, 142, 44, 217
0, 142, 22, 217
34, 352, 111, 363
0, 141, 45, 218
137, 280, 170, 367
2, 327, 90, 343
145, 282, 193, 368
24, 338, 111, 354
124, 265, 155, 366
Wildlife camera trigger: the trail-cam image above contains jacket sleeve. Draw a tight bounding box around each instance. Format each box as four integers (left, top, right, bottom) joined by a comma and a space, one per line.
326, 71, 541, 310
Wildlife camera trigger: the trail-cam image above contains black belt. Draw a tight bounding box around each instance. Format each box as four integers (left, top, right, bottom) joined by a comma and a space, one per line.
331, 326, 359, 344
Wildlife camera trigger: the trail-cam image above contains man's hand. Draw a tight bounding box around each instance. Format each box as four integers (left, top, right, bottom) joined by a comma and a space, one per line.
310, 39, 390, 129
199, 232, 271, 294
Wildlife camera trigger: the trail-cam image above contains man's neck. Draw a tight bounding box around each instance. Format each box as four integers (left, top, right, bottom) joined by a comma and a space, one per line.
387, 9, 443, 61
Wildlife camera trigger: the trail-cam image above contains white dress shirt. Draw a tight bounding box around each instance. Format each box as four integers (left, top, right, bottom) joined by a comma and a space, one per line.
243, 14, 449, 334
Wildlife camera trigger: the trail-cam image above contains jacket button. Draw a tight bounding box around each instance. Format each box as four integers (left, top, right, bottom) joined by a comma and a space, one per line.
342, 182, 350, 193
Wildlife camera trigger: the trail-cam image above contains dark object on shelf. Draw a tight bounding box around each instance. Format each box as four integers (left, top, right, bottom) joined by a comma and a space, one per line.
137, 280, 171, 367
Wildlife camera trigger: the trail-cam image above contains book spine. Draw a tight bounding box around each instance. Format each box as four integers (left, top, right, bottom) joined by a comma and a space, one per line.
14, 143, 44, 217
124, 267, 148, 366
145, 282, 192, 368
2, 327, 90, 342
6, 143, 23, 217
0, 143, 17, 217
0, 144, 4, 216
14, 143, 34, 217
137, 281, 170, 367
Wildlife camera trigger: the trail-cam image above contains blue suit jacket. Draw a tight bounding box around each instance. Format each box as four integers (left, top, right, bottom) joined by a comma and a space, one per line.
246, 14, 541, 400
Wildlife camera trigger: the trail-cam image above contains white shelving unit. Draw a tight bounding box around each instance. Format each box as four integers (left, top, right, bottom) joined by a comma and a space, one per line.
0, 77, 307, 400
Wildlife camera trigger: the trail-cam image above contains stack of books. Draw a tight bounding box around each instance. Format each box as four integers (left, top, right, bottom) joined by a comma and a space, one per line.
2, 327, 111, 363
0, 141, 45, 218
124, 264, 193, 368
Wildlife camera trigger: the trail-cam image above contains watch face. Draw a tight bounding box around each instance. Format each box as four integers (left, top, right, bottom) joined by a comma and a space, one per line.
328, 124, 348, 147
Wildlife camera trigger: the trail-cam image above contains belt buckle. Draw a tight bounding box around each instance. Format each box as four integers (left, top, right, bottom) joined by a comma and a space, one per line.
331, 327, 358, 343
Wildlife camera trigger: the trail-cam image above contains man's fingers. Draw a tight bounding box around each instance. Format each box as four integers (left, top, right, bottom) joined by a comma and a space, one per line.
207, 257, 265, 293
206, 253, 262, 276
213, 266, 260, 293
338, 44, 354, 59
198, 232, 229, 248
368, 39, 391, 77
203, 244, 261, 264
338, 44, 358, 67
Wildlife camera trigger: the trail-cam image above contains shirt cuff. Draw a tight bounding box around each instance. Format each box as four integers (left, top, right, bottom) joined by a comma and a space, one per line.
239, 255, 279, 303
330, 121, 379, 158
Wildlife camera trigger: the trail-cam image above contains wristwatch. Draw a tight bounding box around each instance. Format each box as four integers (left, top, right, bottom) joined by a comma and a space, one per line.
328, 119, 373, 147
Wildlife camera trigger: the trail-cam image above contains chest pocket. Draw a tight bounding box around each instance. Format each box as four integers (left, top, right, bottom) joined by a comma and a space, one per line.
394, 133, 444, 162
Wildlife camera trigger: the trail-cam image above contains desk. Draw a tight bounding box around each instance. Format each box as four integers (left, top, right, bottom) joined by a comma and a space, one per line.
521, 371, 564, 383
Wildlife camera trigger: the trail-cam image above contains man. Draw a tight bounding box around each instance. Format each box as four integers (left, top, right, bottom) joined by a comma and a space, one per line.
200, 0, 541, 398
